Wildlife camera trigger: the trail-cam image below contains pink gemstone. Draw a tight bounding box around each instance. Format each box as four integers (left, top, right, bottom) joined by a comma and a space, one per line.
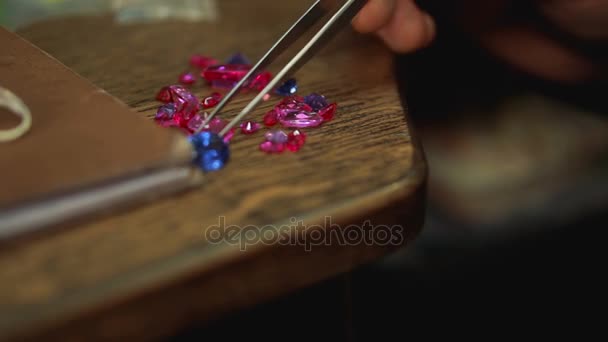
277, 108, 324, 128
263, 94, 271, 101
202, 64, 251, 83
186, 113, 204, 133
156, 87, 172, 103
319, 103, 337, 122
240, 121, 261, 134
190, 54, 218, 69
179, 72, 196, 86
286, 130, 307, 152
259, 141, 285, 154
263, 110, 278, 127
163, 85, 200, 119
277, 96, 313, 111
202, 92, 222, 108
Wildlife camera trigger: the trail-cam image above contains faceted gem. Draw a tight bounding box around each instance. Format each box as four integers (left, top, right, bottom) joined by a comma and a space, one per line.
163, 85, 199, 118
286, 129, 307, 152
260, 129, 289, 154
154, 103, 179, 127
277, 108, 324, 128
156, 86, 172, 103
186, 113, 205, 133
247, 72, 272, 91
190, 132, 230, 172
263, 110, 279, 127
265, 130, 289, 144
304, 93, 329, 111
277, 96, 313, 111
190, 54, 218, 69
202, 64, 251, 83
319, 103, 337, 122
240, 121, 261, 134
179, 72, 197, 86
259, 141, 285, 154
202, 92, 222, 108
226, 52, 251, 65
275, 78, 298, 96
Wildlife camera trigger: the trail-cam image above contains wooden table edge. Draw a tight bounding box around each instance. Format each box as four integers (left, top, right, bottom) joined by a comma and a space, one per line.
3, 131, 427, 341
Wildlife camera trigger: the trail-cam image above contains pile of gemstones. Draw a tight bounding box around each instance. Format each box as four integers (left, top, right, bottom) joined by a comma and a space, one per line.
153, 53, 337, 172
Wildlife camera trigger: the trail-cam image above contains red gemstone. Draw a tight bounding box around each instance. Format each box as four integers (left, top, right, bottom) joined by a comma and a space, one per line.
240, 121, 261, 134
247, 71, 272, 91
263, 110, 279, 127
190, 54, 218, 69
156, 86, 172, 103
202, 92, 222, 108
319, 103, 337, 122
286, 129, 307, 152
179, 72, 196, 86
202, 64, 251, 83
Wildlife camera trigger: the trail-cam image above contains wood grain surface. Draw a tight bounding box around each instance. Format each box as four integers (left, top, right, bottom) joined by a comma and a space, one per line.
0, 0, 427, 340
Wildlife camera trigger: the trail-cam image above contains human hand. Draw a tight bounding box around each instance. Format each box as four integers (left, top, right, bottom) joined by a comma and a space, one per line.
352, 0, 608, 83
351, 0, 436, 53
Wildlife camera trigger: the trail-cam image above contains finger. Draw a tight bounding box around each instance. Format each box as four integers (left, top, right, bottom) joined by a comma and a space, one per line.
352, 0, 396, 33
377, 0, 436, 53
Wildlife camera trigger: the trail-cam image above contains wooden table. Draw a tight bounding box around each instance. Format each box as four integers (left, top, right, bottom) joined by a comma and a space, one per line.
0, 0, 427, 340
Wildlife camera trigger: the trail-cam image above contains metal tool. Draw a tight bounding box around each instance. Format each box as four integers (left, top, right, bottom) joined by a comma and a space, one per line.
193, 0, 368, 137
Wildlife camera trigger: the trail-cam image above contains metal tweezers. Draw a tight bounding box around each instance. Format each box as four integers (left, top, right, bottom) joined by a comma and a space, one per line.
194, 0, 368, 137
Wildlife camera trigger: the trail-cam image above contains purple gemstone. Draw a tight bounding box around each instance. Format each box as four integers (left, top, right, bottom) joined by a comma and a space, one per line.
277, 108, 324, 128
304, 93, 329, 112
155, 103, 178, 127
226, 52, 251, 65
265, 130, 289, 144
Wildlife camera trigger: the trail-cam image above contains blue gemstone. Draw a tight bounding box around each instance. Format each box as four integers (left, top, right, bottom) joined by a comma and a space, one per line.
275, 78, 298, 96
304, 93, 328, 111
189, 132, 230, 172
226, 53, 250, 65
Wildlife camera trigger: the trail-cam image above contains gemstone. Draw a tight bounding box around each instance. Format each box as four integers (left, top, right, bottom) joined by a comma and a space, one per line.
247, 72, 272, 91
164, 85, 199, 118
286, 129, 307, 152
277, 108, 324, 128
154, 103, 179, 127
265, 130, 289, 144
226, 52, 251, 65
277, 96, 313, 111
202, 92, 222, 108
304, 93, 329, 111
190, 132, 230, 172
263, 94, 271, 101
179, 72, 196, 86
259, 141, 285, 154
275, 78, 298, 96
260, 130, 289, 154
263, 110, 279, 127
202, 64, 251, 83
190, 54, 218, 69
319, 103, 337, 122
240, 121, 261, 134
156, 87, 172, 103
186, 113, 204, 133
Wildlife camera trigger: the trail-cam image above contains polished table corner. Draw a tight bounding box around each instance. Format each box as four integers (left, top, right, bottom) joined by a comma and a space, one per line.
0, 0, 427, 340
